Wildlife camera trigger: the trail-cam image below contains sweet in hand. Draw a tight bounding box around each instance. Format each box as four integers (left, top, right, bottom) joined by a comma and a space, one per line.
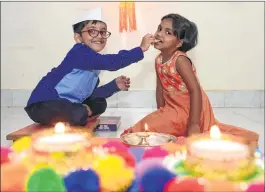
140, 33, 155, 52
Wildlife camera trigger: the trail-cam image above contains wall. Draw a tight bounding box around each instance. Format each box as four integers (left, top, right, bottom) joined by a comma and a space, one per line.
1, 2, 264, 90
1, 2, 264, 108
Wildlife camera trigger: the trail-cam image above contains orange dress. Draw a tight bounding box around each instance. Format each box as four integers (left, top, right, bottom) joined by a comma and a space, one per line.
130, 51, 259, 145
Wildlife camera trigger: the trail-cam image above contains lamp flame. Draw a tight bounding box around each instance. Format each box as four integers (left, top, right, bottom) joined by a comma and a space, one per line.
210, 125, 221, 140
55, 122, 65, 134
144, 123, 148, 132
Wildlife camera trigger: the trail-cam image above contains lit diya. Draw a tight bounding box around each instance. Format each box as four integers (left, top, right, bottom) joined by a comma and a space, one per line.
32, 122, 91, 153
120, 124, 177, 147
22, 122, 96, 175
166, 125, 262, 182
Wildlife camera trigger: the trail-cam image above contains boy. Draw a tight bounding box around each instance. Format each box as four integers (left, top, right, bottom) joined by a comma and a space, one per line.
25, 7, 154, 126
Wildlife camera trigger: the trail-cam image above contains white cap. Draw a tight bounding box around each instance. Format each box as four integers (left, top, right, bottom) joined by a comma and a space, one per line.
72, 7, 105, 26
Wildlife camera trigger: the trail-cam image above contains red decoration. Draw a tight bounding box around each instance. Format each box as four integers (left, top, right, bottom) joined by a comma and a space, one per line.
246, 183, 265, 192
103, 140, 136, 167
119, 1, 137, 32
142, 146, 169, 160
1, 147, 13, 164
102, 140, 129, 152
1, 161, 29, 192
164, 178, 204, 192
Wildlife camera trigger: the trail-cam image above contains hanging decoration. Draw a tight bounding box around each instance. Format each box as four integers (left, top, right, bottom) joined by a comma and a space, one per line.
119, 1, 137, 32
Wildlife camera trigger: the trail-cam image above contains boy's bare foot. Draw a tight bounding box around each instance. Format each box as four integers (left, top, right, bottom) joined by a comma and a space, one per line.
82, 104, 92, 116
87, 115, 100, 122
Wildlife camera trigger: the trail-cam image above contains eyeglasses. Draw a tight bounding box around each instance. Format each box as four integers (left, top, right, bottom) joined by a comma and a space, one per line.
81, 29, 111, 39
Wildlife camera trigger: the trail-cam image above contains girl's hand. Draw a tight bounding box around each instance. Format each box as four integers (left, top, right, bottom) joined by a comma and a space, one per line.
187, 124, 201, 136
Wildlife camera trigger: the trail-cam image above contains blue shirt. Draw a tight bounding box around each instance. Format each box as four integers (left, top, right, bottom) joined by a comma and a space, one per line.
27, 43, 144, 106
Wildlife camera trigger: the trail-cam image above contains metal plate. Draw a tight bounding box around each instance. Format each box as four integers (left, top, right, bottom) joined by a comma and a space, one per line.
120, 132, 177, 147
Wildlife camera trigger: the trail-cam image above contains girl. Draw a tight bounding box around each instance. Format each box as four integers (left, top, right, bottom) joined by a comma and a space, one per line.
122, 13, 259, 147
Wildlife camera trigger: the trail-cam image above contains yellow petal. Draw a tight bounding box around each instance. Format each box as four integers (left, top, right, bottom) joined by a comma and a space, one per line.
11, 137, 32, 153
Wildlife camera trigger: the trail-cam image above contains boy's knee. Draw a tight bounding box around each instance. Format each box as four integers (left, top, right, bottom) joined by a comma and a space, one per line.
90, 98, 107, 116
71, 106, 89, 126
24, 104, 44, 124
98, 98, 107, 114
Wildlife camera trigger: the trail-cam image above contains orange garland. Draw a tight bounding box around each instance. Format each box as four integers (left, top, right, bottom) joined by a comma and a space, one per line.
119, 1, 137, 32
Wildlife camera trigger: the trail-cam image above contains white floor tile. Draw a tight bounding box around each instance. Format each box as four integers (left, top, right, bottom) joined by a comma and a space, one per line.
228, 108, 264, 125
1, 107, 264, 151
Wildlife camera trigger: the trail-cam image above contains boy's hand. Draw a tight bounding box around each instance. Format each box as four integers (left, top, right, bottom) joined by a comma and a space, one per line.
140, 34, 155, 52
115, 75, 130, 91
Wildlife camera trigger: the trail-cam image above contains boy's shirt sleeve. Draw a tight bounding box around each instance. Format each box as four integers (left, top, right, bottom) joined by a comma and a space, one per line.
91, 79, 120, 99
73, 43, 144, 71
